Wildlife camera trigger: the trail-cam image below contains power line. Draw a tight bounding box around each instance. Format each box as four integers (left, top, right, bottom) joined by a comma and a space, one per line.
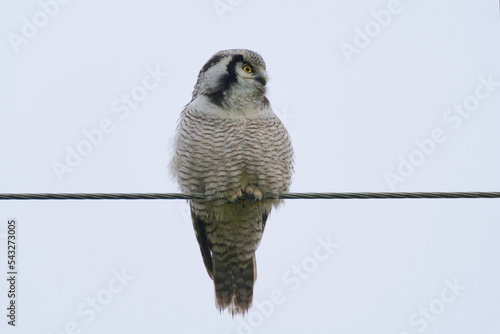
0, 191, 499, 201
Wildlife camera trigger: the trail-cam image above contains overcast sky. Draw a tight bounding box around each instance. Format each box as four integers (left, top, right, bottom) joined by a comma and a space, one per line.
1, 1, 499, 333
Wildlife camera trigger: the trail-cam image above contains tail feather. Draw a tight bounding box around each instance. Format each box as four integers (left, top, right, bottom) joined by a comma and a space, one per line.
213, 253, 256, 316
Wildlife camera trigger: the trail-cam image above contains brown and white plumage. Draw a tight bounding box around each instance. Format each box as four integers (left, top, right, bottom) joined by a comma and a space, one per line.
170, 49, 293, 315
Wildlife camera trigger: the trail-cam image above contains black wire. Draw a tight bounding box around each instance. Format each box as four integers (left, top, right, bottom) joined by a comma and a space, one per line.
0, 192, 499, 200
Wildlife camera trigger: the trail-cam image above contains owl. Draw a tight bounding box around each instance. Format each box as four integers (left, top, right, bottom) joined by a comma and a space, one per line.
170, 49, 294, 315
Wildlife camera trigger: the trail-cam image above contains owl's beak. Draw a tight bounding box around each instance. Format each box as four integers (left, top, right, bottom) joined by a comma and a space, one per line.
256, 74, 267, 86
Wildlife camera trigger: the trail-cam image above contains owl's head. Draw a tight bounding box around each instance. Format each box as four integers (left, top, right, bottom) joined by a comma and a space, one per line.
191, 49, 268, 107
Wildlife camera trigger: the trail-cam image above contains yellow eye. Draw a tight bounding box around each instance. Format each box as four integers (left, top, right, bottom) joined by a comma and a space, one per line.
242, 65, 253, 73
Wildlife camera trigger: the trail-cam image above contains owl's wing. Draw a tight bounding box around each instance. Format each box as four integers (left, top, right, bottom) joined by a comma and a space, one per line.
190, 206, 213, 279
261, 211, 269, 232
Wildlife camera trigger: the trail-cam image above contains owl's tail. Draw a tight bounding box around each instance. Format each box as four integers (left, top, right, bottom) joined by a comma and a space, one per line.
212, 252, 256, 316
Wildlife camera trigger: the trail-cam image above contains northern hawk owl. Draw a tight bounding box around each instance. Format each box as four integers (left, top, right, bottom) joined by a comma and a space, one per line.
171, 49, 294, 315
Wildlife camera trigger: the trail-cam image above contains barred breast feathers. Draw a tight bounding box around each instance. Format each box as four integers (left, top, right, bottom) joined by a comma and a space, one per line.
171, 97, 293, 205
